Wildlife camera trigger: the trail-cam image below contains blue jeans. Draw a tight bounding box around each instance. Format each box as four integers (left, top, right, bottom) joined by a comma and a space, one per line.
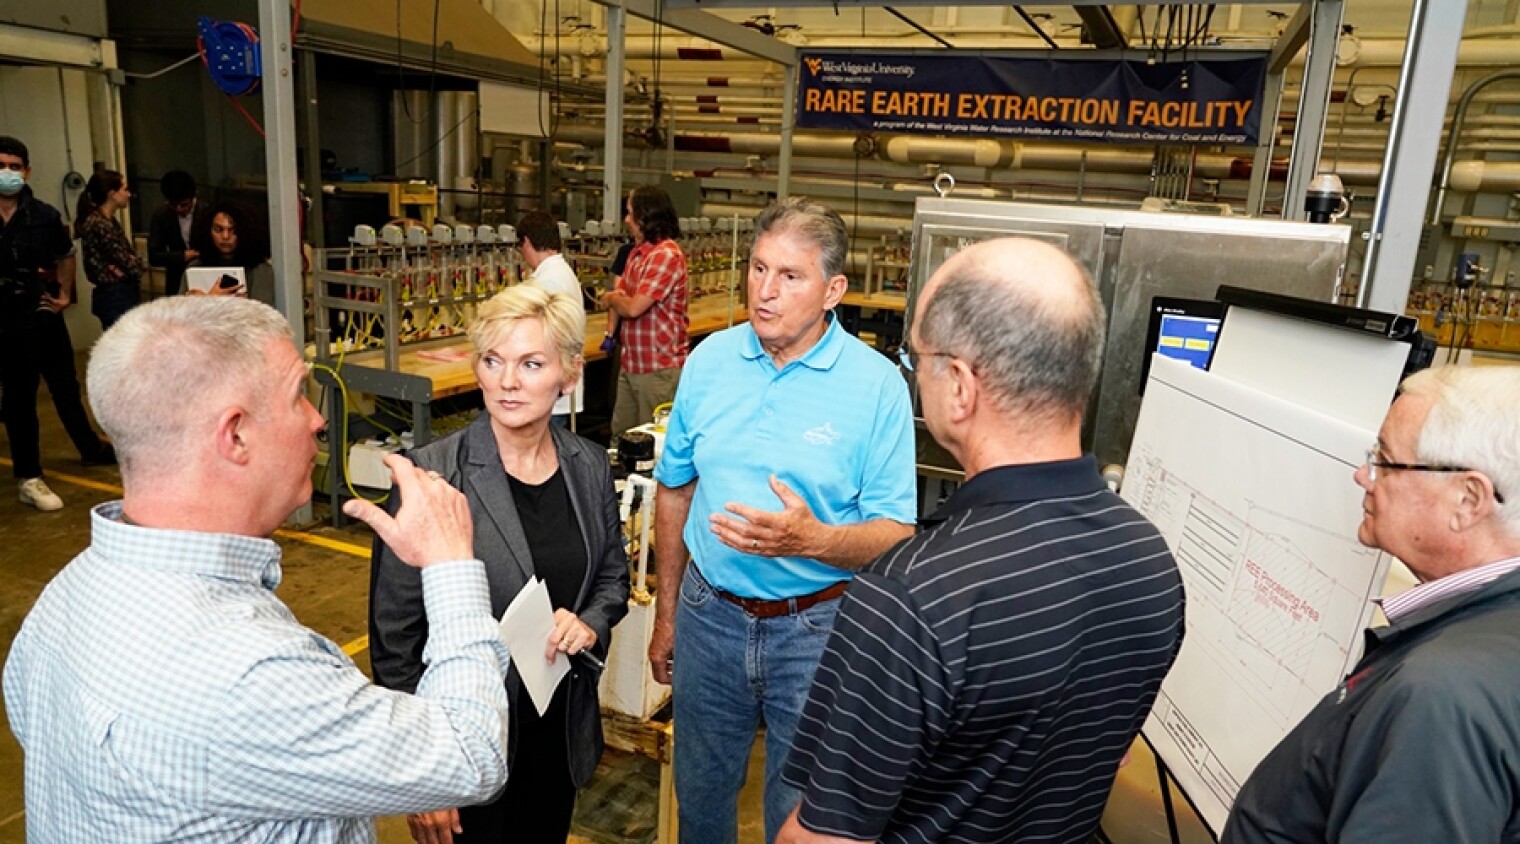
673, 564, 840, 844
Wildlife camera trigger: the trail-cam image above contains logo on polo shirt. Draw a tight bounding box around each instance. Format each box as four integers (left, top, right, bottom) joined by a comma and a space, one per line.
803, 422, 841, 446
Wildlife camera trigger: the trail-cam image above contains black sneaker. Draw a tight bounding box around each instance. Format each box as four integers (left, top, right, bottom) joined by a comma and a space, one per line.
81, 443, 117, 467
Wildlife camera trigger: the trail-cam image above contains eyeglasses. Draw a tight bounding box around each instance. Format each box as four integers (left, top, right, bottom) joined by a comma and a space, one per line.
1364, 445, 1505, 504
896, 341, 954, 373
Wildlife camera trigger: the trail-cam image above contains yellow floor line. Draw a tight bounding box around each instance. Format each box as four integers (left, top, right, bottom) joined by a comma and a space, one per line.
272, 529, 371, 559
1, 459, 372, 657
2, 459, 371, 558
0, 809, 24, 829
10, 465, 123, 496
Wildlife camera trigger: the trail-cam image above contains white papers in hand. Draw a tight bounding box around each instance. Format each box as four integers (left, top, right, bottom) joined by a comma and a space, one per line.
497, 577, 569, 717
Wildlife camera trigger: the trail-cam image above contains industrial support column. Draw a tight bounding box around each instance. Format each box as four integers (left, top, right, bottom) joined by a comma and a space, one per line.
259, 0, 311, 524
299, 49, 325, 249
1359, 0, 1468, 312
603, 3, 626, 226
258, 0, 304, 334
1281, 0, 1344, 220
778, 63, 796, 200
1246, 71, 1284, 216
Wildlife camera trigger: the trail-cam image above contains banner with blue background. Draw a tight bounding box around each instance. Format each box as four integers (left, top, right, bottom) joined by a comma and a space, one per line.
797, 51, 1268, 146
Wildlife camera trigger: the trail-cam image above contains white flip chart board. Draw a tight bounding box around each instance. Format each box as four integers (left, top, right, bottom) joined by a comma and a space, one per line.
1125, 356, 1393, 835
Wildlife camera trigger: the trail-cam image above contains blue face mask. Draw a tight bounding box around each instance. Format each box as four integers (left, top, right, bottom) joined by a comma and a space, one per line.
0, 169, 24, 197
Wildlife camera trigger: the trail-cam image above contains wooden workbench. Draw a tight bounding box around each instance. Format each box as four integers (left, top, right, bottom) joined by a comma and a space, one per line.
840, 291, 908, 313
349, 294, 748, 399
839, 291, 907, 350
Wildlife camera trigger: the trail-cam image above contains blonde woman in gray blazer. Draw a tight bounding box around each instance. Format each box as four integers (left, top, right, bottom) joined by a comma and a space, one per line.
369, 285, 630, 843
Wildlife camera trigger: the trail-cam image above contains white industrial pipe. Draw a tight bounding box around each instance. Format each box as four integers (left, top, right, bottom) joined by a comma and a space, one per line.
1450, 161, 1520, 192
533, 34, 1520, 68
557, 122, 1394, 186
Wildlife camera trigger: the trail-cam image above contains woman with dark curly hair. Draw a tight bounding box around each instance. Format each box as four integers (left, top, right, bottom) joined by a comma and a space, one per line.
75, 169, 143, 329
188, 199, 275, 304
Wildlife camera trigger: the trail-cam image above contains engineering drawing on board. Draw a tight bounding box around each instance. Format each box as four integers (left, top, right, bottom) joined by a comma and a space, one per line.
1125, 357, 1392, 833
1134, 455, 1380, 726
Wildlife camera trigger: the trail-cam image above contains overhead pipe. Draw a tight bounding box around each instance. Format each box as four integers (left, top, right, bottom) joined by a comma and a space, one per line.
580, 95, 783, 108
1450, 161, 1520, 193
580, 75, 786, 91
555, 123, 1394, 185
1430, 68, 1520, 224
534, 33, 1520, 67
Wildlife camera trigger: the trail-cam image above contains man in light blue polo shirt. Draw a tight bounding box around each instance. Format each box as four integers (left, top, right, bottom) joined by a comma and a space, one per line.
650, 197, 917, 843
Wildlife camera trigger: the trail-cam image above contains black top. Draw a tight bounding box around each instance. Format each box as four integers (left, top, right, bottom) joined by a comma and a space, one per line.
610, 242, 635, 278
508, 468, 588, 611
368, 417, 631, 789
782, 456, 1186, 844
0, 187, 73, 321
148, 200, 208, 295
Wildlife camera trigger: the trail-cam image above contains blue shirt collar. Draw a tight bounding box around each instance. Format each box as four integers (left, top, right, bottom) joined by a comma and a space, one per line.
740, 311, 846, 371
91, 501, 284, 590
923, 456, 1106, 525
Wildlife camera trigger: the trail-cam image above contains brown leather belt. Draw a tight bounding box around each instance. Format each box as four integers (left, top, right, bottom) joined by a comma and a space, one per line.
713, 580, 849, 619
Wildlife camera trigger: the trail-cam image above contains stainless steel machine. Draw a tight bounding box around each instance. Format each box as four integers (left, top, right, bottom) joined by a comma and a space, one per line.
905, 197, 1353, 472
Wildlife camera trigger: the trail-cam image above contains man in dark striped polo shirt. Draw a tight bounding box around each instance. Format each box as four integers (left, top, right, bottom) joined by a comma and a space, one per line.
777, 237, 1186, 844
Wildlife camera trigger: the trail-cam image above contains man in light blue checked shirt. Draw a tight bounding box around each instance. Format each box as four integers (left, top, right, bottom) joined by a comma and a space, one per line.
3, 296, 512, 843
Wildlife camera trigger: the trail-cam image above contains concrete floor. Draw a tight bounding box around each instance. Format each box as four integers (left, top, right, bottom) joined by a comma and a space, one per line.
0, 360, 769, 844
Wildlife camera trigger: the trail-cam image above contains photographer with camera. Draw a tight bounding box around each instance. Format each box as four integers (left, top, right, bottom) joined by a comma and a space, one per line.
0, 135, 115, 512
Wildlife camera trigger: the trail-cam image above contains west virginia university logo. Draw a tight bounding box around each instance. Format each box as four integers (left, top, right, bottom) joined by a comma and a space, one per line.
805, 57, 823, 76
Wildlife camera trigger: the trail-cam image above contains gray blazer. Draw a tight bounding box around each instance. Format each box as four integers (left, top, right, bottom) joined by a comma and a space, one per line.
368, 414, 631, 788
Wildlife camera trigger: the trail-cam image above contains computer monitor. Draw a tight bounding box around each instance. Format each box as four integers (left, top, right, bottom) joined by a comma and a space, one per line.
1139, 295, 1227, 394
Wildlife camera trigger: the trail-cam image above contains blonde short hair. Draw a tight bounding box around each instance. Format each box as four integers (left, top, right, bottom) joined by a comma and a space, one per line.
468, 285, 585, 377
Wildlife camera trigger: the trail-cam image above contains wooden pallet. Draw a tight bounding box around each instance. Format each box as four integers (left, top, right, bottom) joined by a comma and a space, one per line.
600, 705, 678, 842
601, 705, 673, 764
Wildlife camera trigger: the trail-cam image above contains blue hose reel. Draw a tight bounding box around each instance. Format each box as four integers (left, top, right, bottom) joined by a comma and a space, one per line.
197, 17, 262, 96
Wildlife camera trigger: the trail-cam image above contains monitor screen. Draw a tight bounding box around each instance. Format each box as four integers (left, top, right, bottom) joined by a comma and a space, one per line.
1140, 296, 1226, 394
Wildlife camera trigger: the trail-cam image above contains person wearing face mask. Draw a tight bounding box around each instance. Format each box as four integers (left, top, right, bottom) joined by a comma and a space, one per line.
0, 135, 116, 512
370, 284, 631, 844
75, 169, 144, 330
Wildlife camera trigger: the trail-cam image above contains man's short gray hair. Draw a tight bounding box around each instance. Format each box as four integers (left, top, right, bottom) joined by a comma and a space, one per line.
87, 297, 293, 470
1400, 366, 1520, 531
918, 241, 1106, 421
752, 197, 848, 280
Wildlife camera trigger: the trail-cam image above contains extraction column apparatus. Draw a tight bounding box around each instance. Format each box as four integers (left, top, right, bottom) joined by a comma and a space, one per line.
311, 222, 522, 524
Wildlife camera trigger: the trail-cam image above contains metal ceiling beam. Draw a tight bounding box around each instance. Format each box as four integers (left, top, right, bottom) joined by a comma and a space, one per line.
590, 0, 797, 66
0, 22, 107, 68
884, 6, 954, 48
1013, 7, 1060, 49
1075, 6, 1127, 49
1268, 4, 1312, 73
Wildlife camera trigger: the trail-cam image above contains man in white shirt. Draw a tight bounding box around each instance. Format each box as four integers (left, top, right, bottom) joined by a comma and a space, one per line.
518, 210, 587, 426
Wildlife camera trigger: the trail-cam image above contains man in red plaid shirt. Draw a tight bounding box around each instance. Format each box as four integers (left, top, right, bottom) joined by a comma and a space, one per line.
601, 186, 689, 434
